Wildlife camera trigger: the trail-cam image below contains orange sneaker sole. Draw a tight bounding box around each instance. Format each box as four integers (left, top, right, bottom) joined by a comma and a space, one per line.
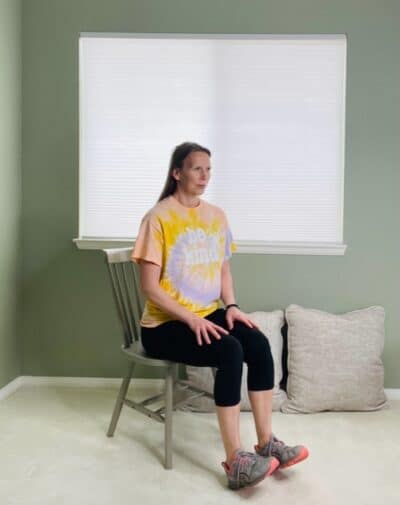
279, 447, 309, 469
223, 456, 280, 490
266, 456, 281, 475
246, 456, 280, 487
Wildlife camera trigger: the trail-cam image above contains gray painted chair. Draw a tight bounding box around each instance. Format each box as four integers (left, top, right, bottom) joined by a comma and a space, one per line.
103, 247, 214, 469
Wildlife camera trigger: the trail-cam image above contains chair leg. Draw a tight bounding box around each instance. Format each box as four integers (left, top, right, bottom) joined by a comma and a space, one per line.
173, 364, 179, 412
164, 366, 174, 469
107, 362, 135, 437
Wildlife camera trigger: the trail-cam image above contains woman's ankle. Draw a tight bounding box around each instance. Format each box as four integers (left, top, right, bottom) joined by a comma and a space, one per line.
226, 447, 242, 465
258, 433, 272, 448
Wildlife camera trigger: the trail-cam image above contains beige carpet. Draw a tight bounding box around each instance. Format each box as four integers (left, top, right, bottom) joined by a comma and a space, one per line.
0, 384, 399, 505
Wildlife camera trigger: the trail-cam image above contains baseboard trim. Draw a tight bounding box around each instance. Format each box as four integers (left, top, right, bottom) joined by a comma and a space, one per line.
0, 376, 25, 401
1, 376, 400, 401
0, 375, 164, 400
384, 388, 400, 400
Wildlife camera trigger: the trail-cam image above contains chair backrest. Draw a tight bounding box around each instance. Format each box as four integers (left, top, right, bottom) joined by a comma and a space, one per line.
103, 248, 145, 348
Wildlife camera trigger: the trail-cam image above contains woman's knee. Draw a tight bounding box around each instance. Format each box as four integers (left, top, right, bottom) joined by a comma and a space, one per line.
239, 330, 275, 391
251, 331, 273, 357
216, 335, 244, 369
235, 326, 274, 365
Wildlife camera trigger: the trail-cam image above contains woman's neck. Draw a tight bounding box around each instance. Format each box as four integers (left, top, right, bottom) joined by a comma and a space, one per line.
172, 190, 200, 208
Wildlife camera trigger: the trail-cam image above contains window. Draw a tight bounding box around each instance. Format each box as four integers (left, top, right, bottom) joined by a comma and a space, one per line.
76, 33, 347, 255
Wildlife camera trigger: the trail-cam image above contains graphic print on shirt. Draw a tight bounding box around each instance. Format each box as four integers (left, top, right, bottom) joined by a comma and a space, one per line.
162, 208, 226, 306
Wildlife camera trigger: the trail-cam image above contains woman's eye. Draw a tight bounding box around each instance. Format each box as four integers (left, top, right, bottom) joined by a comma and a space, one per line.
193, 166, 211, 171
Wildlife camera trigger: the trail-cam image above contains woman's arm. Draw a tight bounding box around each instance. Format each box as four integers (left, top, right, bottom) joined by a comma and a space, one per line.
220, 260, 258, 330
220, 260, 236, 306
139, 260, 228, 345
139, 260, 195, 325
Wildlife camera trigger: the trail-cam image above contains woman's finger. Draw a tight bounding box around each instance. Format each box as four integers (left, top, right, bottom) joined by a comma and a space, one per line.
208, 326, 221, 340
212, 323, 229, 335
235, 314, 258, 329
201, 326, 212, 345
225, 313, 234, 330
242, 318, 253, 328
245, 318, 260, 329
195, 328, 202, 346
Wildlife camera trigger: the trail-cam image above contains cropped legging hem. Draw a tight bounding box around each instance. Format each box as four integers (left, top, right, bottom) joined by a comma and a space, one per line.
141, 309, 274, 407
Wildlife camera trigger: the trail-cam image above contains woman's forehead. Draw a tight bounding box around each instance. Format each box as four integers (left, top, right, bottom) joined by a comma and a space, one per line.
184, 151, 210, 167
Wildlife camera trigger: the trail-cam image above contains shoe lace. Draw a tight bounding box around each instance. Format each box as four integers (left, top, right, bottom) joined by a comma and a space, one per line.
270, 435, 286, 456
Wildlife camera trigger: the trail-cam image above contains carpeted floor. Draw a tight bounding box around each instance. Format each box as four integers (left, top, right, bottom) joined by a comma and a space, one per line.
0, 384, 399, 505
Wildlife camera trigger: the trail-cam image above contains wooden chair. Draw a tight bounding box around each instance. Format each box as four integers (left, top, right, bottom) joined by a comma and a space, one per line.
103, 247, 214, 469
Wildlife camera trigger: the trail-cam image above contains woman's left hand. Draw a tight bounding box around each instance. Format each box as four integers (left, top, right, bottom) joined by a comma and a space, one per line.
225, 307, 259, 331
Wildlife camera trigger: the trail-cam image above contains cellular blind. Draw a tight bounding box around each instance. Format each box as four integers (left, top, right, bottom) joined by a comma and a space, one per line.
79, 34, 346, 251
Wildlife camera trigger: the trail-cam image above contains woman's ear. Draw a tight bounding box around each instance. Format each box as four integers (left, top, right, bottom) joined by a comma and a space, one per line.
172, 168, 180, 181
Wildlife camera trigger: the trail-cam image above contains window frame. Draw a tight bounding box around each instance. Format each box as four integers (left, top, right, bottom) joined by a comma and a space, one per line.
75, 32, 347, 256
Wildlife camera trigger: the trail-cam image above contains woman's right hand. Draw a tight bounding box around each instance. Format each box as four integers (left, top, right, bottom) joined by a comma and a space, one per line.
187, 314, 229, 346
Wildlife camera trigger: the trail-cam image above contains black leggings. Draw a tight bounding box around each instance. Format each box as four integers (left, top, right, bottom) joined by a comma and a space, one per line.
141, 308, 274, 407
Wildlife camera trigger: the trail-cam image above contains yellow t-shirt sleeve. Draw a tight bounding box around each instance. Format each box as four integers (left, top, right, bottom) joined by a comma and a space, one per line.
131, 213, 163, 266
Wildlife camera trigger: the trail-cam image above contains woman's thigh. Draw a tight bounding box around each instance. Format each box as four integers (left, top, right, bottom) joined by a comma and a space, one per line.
141, 317, 241, 368
207, 309, 272, 360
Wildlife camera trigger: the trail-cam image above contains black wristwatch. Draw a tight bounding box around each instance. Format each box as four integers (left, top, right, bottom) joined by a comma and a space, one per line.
225, 303, 240, 311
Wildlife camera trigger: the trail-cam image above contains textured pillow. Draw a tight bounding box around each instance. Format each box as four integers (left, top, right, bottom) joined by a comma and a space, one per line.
182, 310, 287, 412
281, 304, 389, 413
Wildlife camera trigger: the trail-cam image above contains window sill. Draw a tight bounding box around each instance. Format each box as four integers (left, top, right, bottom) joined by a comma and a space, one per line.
73, 238, 347, 256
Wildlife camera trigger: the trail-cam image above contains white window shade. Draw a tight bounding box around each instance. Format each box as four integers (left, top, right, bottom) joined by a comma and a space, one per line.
78, 34, 347, 254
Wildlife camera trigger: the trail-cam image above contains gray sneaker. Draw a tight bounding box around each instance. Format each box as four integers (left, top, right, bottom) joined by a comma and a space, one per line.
255, 434, 309, 469
222, 449, 279, 490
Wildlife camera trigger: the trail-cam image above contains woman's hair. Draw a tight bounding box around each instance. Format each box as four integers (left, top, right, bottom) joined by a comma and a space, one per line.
158, 141, 211, 202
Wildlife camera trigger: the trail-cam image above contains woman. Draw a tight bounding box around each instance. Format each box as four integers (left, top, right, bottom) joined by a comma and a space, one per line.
132, 142, 308, 490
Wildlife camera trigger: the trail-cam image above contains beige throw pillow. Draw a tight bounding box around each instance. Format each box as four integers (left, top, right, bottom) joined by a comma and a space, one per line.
182, 310, 287, 412
281, 304, 389, 413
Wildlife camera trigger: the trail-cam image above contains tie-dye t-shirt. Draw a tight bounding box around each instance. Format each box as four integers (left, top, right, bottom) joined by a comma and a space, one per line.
131, 195, 236, 327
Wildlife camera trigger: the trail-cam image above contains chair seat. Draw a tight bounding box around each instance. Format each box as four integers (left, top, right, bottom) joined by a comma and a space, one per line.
121, 341, 175, 368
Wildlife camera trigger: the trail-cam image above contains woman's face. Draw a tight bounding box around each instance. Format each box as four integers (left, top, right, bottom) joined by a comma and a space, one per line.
173, 151, 211, 196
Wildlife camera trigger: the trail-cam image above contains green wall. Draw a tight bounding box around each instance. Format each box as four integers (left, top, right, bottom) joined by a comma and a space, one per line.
0, 0, 22, 389
20, 1, 400, 385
